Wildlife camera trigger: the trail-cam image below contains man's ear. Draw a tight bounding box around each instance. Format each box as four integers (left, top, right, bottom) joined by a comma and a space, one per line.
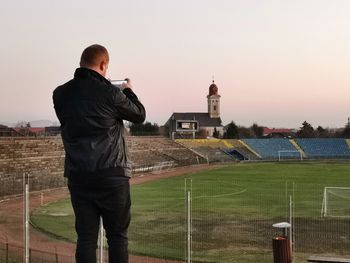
99, 60, 108, 76
99, 60, 106, 71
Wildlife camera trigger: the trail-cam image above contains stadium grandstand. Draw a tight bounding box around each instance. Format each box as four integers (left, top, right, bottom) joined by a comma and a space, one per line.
177, 138, 350, 161
178, 139, 260, 161
243, 138, 301, 159
1, 135, 350, 197
0, 136, 206, 197
295, 138, 350, 159
128, 136, 207, 169
225, 139, 261, 160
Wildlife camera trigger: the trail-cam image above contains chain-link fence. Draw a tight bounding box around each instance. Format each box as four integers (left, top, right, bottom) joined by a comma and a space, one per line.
0, 242, 74, 263
129, 163, 350, 263
1, 163, 350, 262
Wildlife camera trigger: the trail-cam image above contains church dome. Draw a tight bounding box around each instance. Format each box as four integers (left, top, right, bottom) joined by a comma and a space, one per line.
209, 80, 218, 96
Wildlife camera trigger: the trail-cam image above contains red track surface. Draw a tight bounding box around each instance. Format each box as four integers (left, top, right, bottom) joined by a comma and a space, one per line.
0, 164, 213, 262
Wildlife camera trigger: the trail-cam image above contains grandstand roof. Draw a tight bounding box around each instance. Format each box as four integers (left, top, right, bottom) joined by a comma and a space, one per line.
167, 112, 222, 127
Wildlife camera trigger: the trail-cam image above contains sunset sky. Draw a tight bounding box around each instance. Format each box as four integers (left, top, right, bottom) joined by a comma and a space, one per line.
0, 0, 349, 128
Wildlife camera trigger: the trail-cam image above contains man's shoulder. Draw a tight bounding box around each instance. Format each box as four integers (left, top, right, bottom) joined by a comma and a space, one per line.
53, 78, 116, 104
54, 79, 74, 95
53, 82, 72, 107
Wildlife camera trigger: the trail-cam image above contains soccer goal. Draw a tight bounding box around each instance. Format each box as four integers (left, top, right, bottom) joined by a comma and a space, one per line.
321, 187, 350, 217
278, 150, 303, 161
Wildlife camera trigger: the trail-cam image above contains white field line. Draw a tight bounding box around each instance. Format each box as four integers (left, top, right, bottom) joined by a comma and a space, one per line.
171, 188, 248, 200
193, 188, 248, 199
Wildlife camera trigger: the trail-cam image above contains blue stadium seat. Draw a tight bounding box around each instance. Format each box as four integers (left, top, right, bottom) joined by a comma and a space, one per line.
243, 139, 300, 160
296, 138, 350, 159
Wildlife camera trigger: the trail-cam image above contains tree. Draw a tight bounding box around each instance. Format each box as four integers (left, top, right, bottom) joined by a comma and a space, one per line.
316, 126, 329, 138
129, 122, 159, 136
343, 128, 350, 138
297, 121, 315, 138
342, 119, 350, 138
15, 121, 32, 136
224, 121, 238, 139
162, 124, 169, 137
15, 121, 28, 128
238, 126, 252, 138
213, 127, 220, 138
250, 123, 264, 138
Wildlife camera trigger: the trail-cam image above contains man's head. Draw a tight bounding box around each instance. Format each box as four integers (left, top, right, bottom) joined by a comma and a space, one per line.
80, 44, 109, 77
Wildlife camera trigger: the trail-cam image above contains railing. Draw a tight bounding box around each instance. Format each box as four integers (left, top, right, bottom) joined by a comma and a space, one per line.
132, 161, 176, 174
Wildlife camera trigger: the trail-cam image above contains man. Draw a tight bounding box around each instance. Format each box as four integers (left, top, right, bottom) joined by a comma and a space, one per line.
53, 44, 146, 263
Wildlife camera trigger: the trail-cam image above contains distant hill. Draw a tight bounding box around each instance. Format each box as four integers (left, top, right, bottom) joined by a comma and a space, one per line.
0, 122, 15, 127
29, 120, 56, 127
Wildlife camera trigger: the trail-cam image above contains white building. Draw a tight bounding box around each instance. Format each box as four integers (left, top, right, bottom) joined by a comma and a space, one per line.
166, 81, 223, 138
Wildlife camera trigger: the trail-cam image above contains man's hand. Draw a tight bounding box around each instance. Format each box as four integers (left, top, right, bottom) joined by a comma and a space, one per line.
122, 78, 133, 90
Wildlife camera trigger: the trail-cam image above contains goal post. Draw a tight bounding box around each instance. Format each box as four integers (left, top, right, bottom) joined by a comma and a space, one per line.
278, 150, 303, 161
321, 187, 350, 217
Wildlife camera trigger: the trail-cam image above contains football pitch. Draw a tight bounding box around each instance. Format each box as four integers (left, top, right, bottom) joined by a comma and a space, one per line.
31, 162, 350, 262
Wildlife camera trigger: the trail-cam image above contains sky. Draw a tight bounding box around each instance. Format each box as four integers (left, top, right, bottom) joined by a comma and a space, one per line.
0, 0, 349, 129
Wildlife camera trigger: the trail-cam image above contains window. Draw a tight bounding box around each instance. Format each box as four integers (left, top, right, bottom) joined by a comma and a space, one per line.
213, 106, 217, 111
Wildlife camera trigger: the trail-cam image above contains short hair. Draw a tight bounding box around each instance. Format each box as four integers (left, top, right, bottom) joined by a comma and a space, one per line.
80, 44, 109, 67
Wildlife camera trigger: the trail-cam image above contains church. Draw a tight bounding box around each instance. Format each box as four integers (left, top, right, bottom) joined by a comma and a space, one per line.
165, 80, 224, 139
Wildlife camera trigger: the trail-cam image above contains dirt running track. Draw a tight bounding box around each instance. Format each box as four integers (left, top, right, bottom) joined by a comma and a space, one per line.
0, 164, 216, 262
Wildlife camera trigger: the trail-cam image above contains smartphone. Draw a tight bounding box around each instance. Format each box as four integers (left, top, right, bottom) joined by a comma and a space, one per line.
111, 79, 127, 88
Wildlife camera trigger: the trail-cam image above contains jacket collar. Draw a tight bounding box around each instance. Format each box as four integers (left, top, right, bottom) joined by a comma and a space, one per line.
74, 67, 110, 85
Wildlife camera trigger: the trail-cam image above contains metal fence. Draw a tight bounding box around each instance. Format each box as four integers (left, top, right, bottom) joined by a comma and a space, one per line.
129, 164, 350, 263
1, 163, 350, 263
0, 242, 74, 263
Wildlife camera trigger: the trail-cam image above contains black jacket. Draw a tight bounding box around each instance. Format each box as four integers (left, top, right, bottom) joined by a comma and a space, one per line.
53, 68, 146, 181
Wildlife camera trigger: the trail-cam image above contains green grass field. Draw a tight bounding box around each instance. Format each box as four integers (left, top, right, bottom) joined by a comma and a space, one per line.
31, 162, 350, 263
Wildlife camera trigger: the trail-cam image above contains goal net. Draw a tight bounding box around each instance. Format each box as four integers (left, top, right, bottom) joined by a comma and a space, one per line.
321, 187, 350, 217
278, 150, 303, 161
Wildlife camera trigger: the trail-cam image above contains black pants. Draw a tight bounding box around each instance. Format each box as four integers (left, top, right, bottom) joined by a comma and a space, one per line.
68, 177, 131, 263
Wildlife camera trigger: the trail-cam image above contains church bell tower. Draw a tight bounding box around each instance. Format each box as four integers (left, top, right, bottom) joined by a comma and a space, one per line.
207, 80, 221, 118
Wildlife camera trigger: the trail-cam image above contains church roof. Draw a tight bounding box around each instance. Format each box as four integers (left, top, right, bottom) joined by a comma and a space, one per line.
209, 80, 218, 96
167, 112, 222, 127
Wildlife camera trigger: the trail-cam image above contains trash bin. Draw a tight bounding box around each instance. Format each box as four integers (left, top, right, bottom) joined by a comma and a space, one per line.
272, 222, 291, 263
272, 236, 291, 263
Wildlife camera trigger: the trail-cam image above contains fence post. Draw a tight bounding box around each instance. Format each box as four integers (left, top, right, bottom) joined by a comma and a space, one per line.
185, 178, 192, 263
98, 217, 104, 263
29, 248, 32, 263
6, 242, 8, 263
55, 247, 59, 263
23, 172, 30, 263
